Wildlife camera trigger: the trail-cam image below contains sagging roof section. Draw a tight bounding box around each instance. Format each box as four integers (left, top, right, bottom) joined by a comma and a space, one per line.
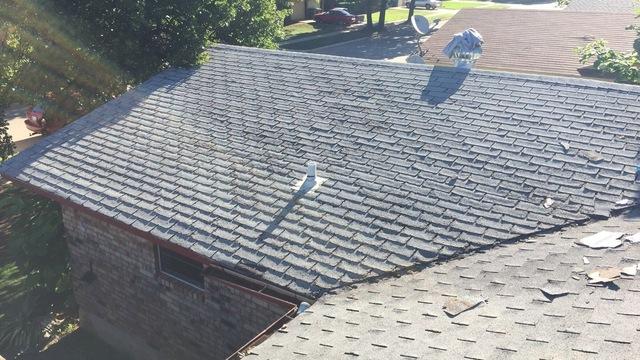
247, 210, 640, 359
1, 45, 639, 297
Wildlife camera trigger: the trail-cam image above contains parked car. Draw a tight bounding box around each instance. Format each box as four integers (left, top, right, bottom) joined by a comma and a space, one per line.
404, 0, 441, 10
313, 8, 359, 25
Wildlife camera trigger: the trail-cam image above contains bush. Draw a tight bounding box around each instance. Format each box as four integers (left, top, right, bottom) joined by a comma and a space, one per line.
577, 39, 640, 84
0, 185, 75, 356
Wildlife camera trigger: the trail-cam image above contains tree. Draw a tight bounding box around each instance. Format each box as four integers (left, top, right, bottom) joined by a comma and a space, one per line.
377, 0, 387, 30
0, 185, 72, 355
0, 0, 287, 126
406, 0, 417, 23
0, 112, 14, 162
365, 0, 374, 29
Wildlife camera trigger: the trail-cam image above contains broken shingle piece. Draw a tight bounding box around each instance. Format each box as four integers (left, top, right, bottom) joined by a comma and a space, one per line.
587, 268, 622, 284
625, 233, 640, 243
540, 286, 569, 301
621, 265, 637, 276
443, 296, 486, 317
577, 231, 624, 249
578, 150, 603, 163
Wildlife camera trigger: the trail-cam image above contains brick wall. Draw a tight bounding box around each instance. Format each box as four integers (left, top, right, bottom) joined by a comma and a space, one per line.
61, 206, 294, 360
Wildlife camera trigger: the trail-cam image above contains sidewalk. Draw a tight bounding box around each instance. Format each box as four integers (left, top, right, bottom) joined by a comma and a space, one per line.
4, 105, 42, 153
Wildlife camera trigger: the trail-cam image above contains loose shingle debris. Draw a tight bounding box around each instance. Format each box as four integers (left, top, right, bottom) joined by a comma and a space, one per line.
616, 199, 633, 206
587, 268, 622, 284
248, 212, 640, 360
578, 150, 604, 163
582, 257, 590, 265
543, 198, 555, 209
621, 265, 638, 276
443, 296, 485, 317
577, 231, 624, 249
540, 286, 568, 301
626, 233, 640, 243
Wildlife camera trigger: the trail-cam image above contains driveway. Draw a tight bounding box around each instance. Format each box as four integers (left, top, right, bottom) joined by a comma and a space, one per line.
306, 1, 559, 62
4, 105, 42, 153
309, 24, 423, 63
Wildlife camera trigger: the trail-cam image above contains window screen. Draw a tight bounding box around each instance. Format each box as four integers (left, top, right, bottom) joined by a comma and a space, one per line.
157, 246, 205, 289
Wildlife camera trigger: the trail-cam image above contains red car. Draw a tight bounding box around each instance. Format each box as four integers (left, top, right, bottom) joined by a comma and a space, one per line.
314, 8, 359, 26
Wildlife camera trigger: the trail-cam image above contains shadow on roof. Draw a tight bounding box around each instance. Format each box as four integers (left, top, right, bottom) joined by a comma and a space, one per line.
420, 66, 469, 105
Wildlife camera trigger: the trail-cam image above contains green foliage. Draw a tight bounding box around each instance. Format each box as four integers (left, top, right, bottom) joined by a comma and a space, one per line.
0, 0, 287, 125
576, 9, 640, 85
1, 1, 129, 124
578, 39, 640, 84
557, 0, 570, 6
0, 111, 14, 162
0, 185, 74, 355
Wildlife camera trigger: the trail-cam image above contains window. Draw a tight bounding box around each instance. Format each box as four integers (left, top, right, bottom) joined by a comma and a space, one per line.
157, 246, 205, 289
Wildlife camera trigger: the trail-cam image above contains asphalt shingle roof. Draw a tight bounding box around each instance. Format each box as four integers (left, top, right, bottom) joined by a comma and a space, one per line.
248, 210, 640, 359
565, 0, 639, 13
421, 9, 637, 78
1, 45, 640, 298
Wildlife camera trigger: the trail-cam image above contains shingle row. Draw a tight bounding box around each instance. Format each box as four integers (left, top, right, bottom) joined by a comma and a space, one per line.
2, 45, 639, 297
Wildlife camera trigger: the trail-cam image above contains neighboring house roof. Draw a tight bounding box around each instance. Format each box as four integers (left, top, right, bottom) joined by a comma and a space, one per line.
1, 45, 639, 298
565, 0, 639, 13
248, 209, 640, 359
421, 9, 638, 78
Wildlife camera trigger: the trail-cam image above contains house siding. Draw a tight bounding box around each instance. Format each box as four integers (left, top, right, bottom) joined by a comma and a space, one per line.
61, 205, 293, 360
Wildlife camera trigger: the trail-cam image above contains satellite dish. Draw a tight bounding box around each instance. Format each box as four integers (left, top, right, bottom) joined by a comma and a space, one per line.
411, 15, 430, 35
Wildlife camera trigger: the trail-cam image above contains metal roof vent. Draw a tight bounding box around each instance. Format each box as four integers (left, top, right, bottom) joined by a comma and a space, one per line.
443, 28, 484, 69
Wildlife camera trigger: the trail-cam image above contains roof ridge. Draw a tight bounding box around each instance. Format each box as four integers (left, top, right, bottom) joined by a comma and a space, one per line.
212, 44, 640, 94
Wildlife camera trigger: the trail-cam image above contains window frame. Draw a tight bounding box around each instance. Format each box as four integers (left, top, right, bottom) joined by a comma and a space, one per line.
156, 245, 205, 290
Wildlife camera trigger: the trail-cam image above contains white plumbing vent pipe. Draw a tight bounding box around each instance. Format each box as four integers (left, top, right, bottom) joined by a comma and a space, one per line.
307, 162, 317, 178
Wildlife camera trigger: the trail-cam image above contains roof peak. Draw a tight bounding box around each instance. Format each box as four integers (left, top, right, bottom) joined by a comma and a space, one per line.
212, 44, 640, 94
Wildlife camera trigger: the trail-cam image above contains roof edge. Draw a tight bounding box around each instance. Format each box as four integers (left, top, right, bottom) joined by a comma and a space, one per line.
1, 174, 310, 304
212, 44, 640, 94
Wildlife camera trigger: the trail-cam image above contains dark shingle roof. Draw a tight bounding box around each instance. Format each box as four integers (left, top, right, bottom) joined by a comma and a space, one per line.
421, 9, 637, 78
248, 210, 640, 359
1, 45, 639, 297
565, 0, 639, 13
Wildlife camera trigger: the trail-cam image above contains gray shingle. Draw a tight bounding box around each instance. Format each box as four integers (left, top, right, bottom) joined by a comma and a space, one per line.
565, 0, 639, 13
1, 45, 639, 298
248, 210, 640, 359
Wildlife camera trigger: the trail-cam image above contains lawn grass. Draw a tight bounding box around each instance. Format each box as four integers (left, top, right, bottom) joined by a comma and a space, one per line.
282, 28, 372, 50
371, 8, 457, 24
282, 0, 505, 43
440, 0, 507, 10
283, 22, 345, 41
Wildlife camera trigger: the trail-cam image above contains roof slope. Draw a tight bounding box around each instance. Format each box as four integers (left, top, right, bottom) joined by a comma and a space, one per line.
421, 9, 637, 77
1, 45, 640, 297
248, 210, 640, 359
565, 0, 639, 13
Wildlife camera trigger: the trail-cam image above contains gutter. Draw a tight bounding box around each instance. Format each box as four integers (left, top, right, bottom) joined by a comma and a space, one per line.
226, 306, 298, 360
2, 174, 312, 307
